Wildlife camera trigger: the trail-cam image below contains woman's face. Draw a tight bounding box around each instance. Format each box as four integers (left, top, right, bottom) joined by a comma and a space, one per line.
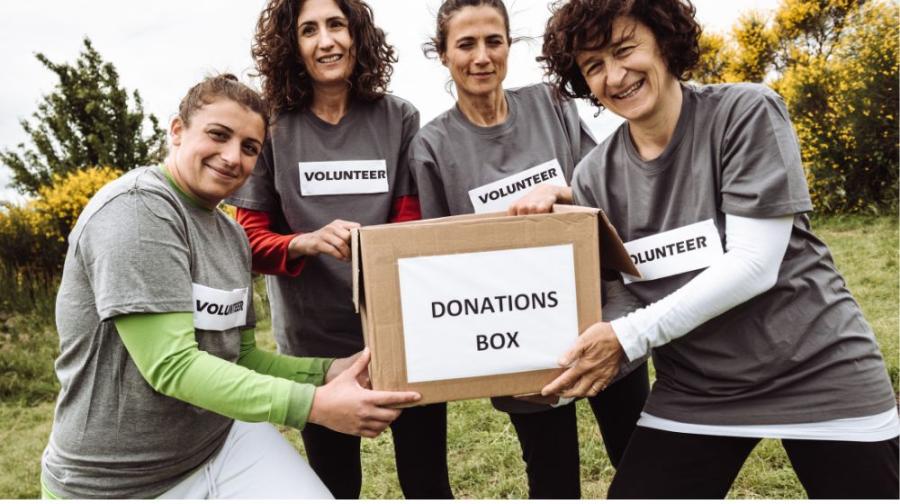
441, 5, 509, 100
575, 17, 678, 123
169, 99, 265, 207
297, 0, 356, 88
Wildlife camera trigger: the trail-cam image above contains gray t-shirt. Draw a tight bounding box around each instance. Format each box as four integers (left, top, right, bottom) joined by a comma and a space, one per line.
409, 83, 597, 414
227, 95, 419, 358
42, 167, 255, 498
409, 83, 596, 219
572, 83, 896, 424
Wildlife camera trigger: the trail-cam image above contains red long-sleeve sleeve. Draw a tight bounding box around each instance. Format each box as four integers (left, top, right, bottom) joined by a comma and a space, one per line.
389, 195, 422, 223
235, 208, 306, 277
236, 196, 419, 276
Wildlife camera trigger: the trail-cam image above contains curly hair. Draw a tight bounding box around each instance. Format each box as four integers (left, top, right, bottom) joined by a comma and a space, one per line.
422, 0, 511, 58
252, 0, 396, 116
540, 0, 701, 109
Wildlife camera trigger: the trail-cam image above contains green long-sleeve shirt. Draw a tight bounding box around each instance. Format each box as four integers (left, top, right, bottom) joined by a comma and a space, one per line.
115, 312, 334, 429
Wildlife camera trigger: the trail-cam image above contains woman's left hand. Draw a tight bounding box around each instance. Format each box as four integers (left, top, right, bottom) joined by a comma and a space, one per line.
541, 321, 624, 398
326, 351, 370, 388
507, 184, 573, 216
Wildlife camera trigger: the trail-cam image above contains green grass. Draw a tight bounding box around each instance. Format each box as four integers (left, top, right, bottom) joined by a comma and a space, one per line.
1, 215, 896, 499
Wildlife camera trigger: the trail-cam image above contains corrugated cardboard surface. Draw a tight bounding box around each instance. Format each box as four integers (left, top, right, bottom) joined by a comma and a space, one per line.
352, 205, 634, 405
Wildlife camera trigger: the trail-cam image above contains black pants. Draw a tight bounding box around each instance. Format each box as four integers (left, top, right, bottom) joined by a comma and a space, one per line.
608, 426, 900, 499
507, 361, 650, 499
301, 402, 453, 499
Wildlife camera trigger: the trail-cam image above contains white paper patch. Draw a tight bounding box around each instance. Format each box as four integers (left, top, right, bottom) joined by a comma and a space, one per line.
621, 219, 724, 285
397, 245, 579, 383
298, 160, 389, 196
468, 159, 568, 214
192, 283, 249, 331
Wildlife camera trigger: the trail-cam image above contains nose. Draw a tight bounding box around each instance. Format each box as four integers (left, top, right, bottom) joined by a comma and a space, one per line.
474, 42, 490, 65
607, 59, 627, 88
317, 28, 335, 51
220, 140, 241, 167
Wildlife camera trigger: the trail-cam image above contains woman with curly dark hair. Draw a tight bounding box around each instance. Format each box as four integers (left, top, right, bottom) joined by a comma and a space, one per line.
534, 0, 900, 498
408, 0, 650, 498
226, 0, 453, 498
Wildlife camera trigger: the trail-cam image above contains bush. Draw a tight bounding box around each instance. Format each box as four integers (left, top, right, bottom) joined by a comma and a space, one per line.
0, 166, 121, 313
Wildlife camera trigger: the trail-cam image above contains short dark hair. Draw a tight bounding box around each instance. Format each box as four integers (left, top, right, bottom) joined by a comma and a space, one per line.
253, 0, 396, 116
540, 0, 701, 108
423, 0, 512, 58
178, 74, 269, 131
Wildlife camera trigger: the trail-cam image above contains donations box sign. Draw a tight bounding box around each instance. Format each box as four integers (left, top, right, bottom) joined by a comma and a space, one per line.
352, 205, 640, 406
397, 245, 579, 383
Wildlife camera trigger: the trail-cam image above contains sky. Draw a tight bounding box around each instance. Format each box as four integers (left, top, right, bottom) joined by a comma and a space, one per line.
0, 0, 780, 203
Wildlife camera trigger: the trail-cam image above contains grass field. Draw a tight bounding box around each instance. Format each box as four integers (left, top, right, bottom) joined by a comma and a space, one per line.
0, 214, 896, 499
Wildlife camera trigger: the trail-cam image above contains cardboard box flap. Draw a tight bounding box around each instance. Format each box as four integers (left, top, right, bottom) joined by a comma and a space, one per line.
596, 209, 641, 278
351, 228, 362, 313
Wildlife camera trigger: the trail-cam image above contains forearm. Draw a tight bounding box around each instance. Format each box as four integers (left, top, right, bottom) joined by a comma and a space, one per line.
238, 329, 333, 385
116, 312, 314, 428
235, 208, 305, 276
611, 215, 793, 361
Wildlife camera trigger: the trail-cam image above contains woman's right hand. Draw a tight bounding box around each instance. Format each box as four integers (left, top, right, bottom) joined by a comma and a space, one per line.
507, 184, 572, 216
308, 349, 421, 438
288, 219, 360, 261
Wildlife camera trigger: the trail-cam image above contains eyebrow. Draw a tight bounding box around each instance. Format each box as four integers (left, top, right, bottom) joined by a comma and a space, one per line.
298, 15, 347, 27
207, 123, 234, 133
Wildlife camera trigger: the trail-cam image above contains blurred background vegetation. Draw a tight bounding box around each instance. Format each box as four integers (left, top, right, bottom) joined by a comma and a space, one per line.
0, 0, 896, 498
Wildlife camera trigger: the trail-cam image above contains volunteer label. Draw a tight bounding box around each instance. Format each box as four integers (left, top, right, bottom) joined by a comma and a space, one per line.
397, 244, 579, 383
192, 283, 249, 331
621, 219, 724, 285
298, 160, 389, 196
468, 159, 568, 214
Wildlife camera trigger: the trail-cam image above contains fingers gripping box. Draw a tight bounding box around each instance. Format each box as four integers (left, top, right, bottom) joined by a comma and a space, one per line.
351, 205, 638, 406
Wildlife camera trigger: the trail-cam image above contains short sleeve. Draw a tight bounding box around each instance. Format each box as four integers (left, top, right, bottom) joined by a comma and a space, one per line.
571, 157, 601, 209
77, 191, 194, 320
719, 87, 812, 217
226, 138, 279, 212
392, 101, 422, 199
559, 95, 598, 164
408, 135, 451, 219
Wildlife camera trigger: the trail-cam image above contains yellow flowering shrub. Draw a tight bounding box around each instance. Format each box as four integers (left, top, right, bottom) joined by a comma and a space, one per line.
696, 0, 898, 214
32, 166, 122, 243
0, 167, 122, 298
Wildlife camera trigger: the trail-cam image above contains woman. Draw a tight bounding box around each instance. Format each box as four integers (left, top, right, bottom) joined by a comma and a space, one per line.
226, 0, 452, 499
408, 0, 650, 498
537, 0, 900, 498
39, 74, 420, 499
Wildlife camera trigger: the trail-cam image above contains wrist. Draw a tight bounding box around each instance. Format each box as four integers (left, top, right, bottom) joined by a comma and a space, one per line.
287, 233, 307, 260
609, 317, 644, 362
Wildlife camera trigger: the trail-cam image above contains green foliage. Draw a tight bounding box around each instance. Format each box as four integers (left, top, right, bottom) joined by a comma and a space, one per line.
0, 38, 165, 195
696, 0, 898, 214
0, 167, 121, 313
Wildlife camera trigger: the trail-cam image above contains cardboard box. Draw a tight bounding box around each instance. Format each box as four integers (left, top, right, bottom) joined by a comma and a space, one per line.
352, 205, 638, 406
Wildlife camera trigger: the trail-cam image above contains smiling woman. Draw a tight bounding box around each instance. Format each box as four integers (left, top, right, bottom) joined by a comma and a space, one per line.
227, 0, 453, 499
536, 0, 900, 498
38, 74, 421, 500
407, 0, 650, 499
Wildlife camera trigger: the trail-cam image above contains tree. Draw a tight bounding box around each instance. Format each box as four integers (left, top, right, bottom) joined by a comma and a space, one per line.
1, 38, 166, 195
696, 0, 898, 213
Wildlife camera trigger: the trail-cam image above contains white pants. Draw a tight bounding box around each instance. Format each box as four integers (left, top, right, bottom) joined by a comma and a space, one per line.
158, 421, 333, 499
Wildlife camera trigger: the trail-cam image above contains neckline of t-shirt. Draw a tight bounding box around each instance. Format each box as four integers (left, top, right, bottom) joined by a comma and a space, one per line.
302, 100, 362, 131
450, 90, 518, 137
621, 84, 696, 174
157, 164, 216, 213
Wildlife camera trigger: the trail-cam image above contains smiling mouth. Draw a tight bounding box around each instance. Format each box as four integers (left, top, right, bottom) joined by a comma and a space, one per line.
317, 54, 343, 64
205, 163, 238, 180
613, 79, 644, 100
